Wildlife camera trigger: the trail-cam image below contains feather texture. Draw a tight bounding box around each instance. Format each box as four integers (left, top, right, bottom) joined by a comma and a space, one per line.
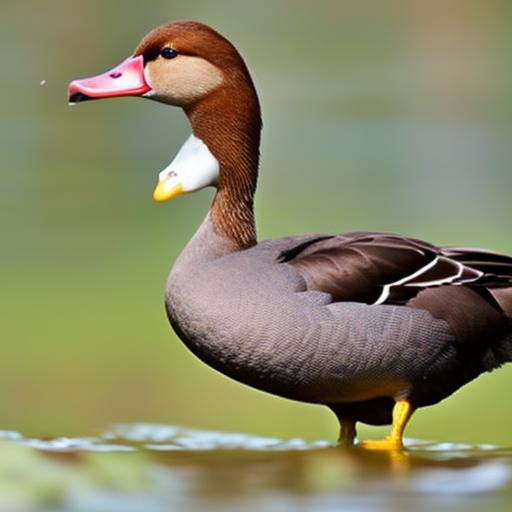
281, 232, 512, 345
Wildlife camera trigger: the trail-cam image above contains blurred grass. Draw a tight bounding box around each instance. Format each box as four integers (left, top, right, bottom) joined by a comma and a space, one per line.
1, 0, 512, 444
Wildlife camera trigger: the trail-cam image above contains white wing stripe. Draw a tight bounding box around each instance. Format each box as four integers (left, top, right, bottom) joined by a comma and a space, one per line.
405, 259, 464, 287
407, 261, 484, 287
373, 256, 439, 305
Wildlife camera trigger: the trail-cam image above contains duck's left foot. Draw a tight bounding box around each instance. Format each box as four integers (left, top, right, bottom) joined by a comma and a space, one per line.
359, 436, 402, 451
359, 399, 413, 451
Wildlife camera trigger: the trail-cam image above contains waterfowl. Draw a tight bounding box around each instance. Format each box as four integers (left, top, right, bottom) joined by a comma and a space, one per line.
68, 20, 512, 450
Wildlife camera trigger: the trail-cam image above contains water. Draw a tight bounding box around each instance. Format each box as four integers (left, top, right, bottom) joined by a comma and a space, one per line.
1, 425, 511, 512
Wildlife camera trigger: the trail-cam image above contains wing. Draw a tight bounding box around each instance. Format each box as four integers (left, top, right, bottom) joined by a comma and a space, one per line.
279, 232, 512, 307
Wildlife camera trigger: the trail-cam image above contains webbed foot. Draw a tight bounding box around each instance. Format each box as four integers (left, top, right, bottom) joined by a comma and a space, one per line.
359, 436, 402, 451
359, 400, 413, 451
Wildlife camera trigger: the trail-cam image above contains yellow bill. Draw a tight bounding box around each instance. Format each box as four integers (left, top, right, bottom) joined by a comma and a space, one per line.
153, 179, 184, 202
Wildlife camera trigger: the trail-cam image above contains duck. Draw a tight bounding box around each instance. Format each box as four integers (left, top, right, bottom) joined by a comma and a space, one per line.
68, 20, 512, 450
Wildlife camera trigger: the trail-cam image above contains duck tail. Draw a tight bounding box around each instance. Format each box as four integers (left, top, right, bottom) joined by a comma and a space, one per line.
502, 330, 512, 363
444, 247, 512, 367
483, 331, 512, 370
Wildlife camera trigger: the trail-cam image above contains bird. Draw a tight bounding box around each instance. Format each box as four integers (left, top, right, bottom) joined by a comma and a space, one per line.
68, 20, 512, 450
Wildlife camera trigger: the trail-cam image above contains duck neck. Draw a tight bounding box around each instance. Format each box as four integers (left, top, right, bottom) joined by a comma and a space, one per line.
185, 73, 261, 251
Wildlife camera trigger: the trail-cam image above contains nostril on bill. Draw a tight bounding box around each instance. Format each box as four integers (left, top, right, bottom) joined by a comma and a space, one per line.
109, 72, 122, 79
68, 92, 91, 103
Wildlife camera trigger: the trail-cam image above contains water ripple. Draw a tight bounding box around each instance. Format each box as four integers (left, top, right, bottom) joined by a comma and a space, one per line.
1, 424, 512, 512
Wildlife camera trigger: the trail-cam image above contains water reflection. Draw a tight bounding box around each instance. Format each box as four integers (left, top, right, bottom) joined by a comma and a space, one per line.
1, 424, 511, 512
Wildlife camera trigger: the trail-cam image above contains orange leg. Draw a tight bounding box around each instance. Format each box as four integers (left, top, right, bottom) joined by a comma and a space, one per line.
359, 400, 413, 451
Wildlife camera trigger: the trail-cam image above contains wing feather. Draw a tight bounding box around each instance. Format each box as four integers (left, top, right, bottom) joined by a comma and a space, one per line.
281, 233, 512, 306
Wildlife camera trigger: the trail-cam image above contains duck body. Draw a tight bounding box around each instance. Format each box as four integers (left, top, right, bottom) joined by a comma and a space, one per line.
69, 20, 512, 446
167, 215, 512, 426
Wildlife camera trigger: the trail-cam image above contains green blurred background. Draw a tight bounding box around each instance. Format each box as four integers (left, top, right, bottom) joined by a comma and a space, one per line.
2, 0, 512, 444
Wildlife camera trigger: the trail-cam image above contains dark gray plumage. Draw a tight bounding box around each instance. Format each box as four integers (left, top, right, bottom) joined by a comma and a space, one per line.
166, 216, 512, 426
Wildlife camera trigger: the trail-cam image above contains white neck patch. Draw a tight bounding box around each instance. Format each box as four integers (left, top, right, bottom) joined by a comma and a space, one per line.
158, 134, 219, 193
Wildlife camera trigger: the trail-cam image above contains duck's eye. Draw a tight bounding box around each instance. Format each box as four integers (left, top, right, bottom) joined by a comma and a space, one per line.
161, 47, 178, 59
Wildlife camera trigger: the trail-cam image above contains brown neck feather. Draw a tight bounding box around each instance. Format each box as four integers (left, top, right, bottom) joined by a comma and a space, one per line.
185, 66, 261, 250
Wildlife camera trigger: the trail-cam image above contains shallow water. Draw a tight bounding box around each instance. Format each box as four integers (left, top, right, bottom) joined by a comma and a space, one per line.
1, 425, 511, 512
